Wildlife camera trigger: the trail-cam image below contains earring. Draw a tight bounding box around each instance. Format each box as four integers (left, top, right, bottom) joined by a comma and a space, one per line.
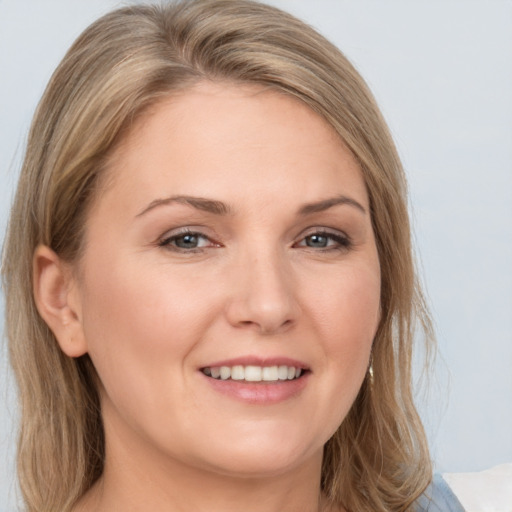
368, 354, 374, 385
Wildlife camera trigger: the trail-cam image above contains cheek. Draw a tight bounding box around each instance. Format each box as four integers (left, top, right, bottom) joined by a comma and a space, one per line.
78, 256, 221, 400
307, 260, 381, 346
302, 260, 380, 419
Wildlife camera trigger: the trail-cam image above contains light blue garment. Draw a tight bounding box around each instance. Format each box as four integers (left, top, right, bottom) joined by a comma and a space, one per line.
415, 474, 465, 511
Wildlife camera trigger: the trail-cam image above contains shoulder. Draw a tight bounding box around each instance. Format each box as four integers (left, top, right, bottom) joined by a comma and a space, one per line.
414, 474, 466, 512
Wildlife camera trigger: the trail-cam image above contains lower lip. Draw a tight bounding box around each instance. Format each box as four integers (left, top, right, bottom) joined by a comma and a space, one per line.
202, 373, 309, 404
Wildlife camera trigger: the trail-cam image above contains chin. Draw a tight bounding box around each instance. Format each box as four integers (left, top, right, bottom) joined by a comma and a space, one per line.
182, 424, 325, 479
203, 448, 320, 479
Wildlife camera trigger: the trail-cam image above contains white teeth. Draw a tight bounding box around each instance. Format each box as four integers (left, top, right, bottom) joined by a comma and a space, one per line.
244, 365, 262, 381
262, 366, 278, 381
278, 365, 288, 380
203, 365, 304, 382
231, 365, 244, 380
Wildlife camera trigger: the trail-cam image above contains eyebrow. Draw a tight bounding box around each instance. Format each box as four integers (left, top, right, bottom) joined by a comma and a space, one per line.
136, 193, 366, 219
136, 195, 232, 218
298, 195, 367, 215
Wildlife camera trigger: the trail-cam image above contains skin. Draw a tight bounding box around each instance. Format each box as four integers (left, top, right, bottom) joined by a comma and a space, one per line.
34, 82, 381, 512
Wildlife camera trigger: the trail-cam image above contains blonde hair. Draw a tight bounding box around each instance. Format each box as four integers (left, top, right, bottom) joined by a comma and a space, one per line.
2, 1, 434, 510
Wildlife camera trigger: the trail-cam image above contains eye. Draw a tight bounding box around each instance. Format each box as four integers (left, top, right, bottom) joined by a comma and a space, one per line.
295, 230, 351, 251
159, 230, 217, 251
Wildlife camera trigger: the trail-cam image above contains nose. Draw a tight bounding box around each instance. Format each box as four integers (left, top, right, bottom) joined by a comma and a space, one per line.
225, 249, 300, 335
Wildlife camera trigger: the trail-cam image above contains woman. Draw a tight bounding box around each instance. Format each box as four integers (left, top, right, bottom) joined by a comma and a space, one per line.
2, 1, 465, 511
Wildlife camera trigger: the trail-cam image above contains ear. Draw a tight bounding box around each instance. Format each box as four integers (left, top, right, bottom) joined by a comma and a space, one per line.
33, 245, 88, 358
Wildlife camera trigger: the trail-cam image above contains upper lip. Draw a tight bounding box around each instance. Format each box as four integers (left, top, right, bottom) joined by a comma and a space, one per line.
201, 356, 309, 370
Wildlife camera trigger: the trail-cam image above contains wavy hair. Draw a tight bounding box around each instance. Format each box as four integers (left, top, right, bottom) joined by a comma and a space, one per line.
2, 1, 434, 510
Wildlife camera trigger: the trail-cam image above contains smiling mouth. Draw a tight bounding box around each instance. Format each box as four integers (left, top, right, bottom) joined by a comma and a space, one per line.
201, 365, 304, 382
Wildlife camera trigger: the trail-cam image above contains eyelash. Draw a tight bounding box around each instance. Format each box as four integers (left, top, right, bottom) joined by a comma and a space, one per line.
158, 228, 352, 253
158, 229, 216, 252
295, 230, 352, 251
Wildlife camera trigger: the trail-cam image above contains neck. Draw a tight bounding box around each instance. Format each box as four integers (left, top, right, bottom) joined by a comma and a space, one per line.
78, 457, 329, 512
74, 414, 336, 512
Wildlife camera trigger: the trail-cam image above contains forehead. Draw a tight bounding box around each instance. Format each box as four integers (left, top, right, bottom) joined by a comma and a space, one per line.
97, 81, 368, 213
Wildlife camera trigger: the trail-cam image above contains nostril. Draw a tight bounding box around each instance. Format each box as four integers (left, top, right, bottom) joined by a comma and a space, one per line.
259, 317, 295, 335
224, 266, 300, 333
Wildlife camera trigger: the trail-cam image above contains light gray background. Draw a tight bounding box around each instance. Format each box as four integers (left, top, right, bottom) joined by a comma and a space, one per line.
1, 1, 511, 509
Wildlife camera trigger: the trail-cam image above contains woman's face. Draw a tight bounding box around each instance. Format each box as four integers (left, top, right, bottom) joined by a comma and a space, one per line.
71, 82, 381, 478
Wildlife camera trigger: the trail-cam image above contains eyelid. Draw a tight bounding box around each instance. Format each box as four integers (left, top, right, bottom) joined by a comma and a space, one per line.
297, 226, 349, 239
156, 225, 351, 252
293, 227, 352, 250
158, 227, 220, 251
